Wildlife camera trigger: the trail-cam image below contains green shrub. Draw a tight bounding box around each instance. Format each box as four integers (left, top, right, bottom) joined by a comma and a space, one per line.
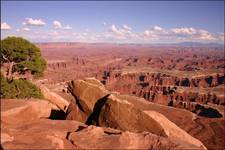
0, 75, 43, 99
1, 36, 47, 78
0, 75, 16, 98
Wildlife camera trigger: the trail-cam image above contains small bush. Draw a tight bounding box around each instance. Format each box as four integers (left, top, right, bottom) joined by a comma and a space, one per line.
0, 75, 43, 99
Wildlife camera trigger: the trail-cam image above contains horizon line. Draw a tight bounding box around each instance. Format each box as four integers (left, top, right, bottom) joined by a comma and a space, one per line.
34, 41, 224, 46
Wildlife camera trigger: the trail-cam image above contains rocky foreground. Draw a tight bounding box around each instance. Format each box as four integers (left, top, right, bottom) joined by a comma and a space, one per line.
1, 78, 210, 149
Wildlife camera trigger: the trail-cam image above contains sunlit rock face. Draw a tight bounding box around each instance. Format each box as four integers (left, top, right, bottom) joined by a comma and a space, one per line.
66, 78, 206, 149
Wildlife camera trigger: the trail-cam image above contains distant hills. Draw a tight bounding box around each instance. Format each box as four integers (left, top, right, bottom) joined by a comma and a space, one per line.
175, 42, 224, 47
145, 42, 224, 48
36, 41, 224, 48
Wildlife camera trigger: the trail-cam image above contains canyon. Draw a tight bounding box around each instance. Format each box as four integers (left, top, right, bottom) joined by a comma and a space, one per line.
1, 43, 224, 149
40, 43, 224, 118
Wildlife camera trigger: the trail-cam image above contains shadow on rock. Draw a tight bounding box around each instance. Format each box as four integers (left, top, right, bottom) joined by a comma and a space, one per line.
85, 94, 110, 126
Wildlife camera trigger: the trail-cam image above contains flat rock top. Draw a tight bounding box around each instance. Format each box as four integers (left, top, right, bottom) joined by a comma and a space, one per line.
1, 119, 86, 149
115, 94, 195, 124
1, 99, 32, 111
10, 119, 87, 132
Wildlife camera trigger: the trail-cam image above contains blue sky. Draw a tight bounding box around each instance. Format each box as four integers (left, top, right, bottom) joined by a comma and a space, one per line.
1, 1, 224, 43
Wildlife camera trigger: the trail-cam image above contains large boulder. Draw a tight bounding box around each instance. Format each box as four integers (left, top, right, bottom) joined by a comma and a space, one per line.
95, 94, 167, 136
1, 118, 203, 150
68, 125, 203, 149
67, 79, 109, 121
66, 99, 88, 123
144, 111, 206, 149
84, 77, 105, 87
1, 99, 53, 126
66, 78, 207, 149
1, 119, 86, 149
67, 79, 166, 136
117, 94, 224, 150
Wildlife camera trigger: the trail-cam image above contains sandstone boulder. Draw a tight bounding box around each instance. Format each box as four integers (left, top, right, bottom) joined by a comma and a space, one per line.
67, 78, 207, 149
1, 119, 86, 149
34, 81, 69, 112
144, 111, 206, 149
68, 125, 203, 149
66, 98, 88, 123
117, 93, 224, 150
96, 94, 167, 136
1, 118, 204, 150
84, 77, 105, 87
67, 79, 109, 117
67, 79, 166, 136
1, 99, 53, 126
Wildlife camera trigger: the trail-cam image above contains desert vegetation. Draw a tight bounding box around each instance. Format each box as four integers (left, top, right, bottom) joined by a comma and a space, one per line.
0, 74, 43, 99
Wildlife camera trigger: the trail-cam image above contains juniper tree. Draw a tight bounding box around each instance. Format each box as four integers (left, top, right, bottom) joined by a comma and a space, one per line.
0, 36, 46, 79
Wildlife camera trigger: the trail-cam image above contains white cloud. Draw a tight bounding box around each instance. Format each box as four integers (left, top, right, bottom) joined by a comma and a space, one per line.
143, 25, 167, 41
23, 18, 46, 26
16, 27, 31, 32
122, 24, 132, 31
53, 20, 72, 30
144, 25, 165, 34
64, 25, 72, 30
48, 30, 59, 36
196, 29, 216, 40
218, 32, 224, 41
23, 27, 30, 31
1, 22, 11, 30
171, 27, 196, 35
142, 26, 224, 43
143, 30, 161, 40
109, 24, 134, 39
56, 25, 223, 43
53, 20, 62, 29
110, 25, 124, 36
2, 21, 223, 43
143, 30, 151, 36
107, 24, 139, 41
152, 25, 164, 32
103, 22, 107, 26
170, 27, 218, 41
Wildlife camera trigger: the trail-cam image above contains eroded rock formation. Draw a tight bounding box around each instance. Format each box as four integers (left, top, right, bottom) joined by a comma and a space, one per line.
102, 71, 224, 118
66, 78, 206, 149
